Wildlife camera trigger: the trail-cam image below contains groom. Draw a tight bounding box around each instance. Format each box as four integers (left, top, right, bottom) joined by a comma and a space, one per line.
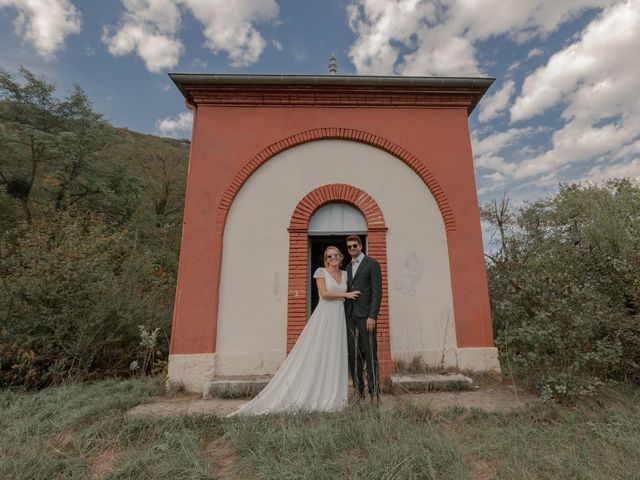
345, 235, 382, 400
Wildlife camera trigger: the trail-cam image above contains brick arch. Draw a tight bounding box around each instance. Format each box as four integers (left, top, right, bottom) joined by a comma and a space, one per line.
217, 128, 456, 235
287, 183, 394, 381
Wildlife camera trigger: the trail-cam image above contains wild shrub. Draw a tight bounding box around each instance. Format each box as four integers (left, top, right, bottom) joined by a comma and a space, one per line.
0, 209, 174, 388
483, 179, 640, 402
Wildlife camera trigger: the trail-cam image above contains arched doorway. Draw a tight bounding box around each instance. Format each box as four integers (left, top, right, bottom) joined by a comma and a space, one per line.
308, 203, 367, 316
288, 183, 393, 380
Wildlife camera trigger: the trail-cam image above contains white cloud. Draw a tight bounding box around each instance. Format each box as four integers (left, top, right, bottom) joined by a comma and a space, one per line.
477, 170, 507, 194
155, 111, 192, 138
272, 39, 283, 51
613, 139, 640, 160
511, 0, 640, 179
472, 127, 539, 157
102, 0, 183, 73
400, 31, 479, 76
346, 0, 617, 76
103, 0, 278, 72
512, 0, 639, 122
507, 60, 521, 72
181, 0, 278, 67
472, 127, 546, 180
484, 172, 505, 183
527, 47, 544, 59
585, 157, 640, 182
0, 0, 81, 58
475, 154, 517, 177
347, 0, 437, 75
191, 57, 208, 69
478, 171, 507, 194
447, 0, 615, 42
478, 79, 516, 122
506, 47, 544, 74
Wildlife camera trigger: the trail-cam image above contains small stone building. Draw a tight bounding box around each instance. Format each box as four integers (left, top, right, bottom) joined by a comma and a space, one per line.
167, 73, 500, 393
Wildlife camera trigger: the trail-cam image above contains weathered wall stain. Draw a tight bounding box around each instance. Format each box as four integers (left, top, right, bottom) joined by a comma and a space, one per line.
273, 272, 281, 300
393, 252, 425, 296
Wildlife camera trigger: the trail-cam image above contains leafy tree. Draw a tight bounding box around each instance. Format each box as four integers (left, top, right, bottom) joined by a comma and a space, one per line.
0, 67, 64, 225
51, 85, 116, 210
124, 134, 186, 228
0, 68, 137, 229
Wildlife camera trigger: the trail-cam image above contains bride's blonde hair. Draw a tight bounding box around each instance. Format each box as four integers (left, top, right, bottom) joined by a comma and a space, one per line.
323, 246, 344, 268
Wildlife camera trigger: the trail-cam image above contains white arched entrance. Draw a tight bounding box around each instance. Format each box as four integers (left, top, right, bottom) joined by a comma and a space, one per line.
307, 203, 367, 314
308, 203, 367, 234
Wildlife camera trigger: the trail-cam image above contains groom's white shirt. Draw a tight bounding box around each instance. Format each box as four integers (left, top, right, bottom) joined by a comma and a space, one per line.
351, 252, 365, 276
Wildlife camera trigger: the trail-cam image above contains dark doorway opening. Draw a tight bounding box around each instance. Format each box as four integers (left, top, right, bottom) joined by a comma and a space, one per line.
308, 234, 367, 317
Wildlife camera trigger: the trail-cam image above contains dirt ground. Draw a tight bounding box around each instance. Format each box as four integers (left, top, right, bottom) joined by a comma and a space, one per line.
128, 382, 538, 417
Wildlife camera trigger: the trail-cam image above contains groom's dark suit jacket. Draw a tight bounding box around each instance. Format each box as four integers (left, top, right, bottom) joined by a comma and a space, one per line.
346, 255, 382, 320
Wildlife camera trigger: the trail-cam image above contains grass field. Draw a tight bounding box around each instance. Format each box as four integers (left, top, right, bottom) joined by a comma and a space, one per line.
1, 378, 639, 479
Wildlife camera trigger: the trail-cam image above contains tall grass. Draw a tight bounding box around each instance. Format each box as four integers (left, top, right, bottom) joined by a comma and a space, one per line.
225, 405, 467, 479
1, 378, 639, 479
455, 388, 640, 479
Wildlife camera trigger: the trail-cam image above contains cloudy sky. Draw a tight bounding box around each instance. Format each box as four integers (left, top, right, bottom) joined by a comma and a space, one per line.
1, 0, 638, 205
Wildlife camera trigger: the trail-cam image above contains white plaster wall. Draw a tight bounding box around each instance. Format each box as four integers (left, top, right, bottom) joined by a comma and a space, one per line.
216, 140, 456, 375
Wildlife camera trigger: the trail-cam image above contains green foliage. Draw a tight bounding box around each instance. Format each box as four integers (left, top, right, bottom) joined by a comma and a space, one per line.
0, 67, 187, 388
131, 325, 165, 377
0, 209, 174, 388
483, 179, 640, 402
0, 67, 148, 228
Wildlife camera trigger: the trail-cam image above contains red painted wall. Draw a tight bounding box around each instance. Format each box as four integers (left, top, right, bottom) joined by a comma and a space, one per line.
169, 105, 494, 355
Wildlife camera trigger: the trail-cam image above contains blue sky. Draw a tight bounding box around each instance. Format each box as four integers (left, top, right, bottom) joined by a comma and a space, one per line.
1, 0, 639, 207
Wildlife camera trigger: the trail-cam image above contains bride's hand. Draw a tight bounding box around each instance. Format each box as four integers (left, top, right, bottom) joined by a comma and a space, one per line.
345, 290, 361, 300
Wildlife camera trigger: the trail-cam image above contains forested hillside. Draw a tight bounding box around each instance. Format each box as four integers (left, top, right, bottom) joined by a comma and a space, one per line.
0, 68, 188, 388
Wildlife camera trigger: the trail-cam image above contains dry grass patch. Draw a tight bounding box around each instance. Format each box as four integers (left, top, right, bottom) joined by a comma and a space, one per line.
346, 447, 368, 461
90, 449, 123, 480
53, 427, 78, 450
466, 453, 497, 480
204, 436, 246, 479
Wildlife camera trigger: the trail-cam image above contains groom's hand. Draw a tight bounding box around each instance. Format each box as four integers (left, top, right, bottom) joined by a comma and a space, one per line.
366, 318, 376, 331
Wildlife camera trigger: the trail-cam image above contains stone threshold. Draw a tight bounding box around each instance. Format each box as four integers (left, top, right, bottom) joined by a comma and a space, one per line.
203, 373, 473, 399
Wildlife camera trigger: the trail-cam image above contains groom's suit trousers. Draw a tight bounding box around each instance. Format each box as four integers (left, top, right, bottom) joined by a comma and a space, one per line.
346, 315, 379, 396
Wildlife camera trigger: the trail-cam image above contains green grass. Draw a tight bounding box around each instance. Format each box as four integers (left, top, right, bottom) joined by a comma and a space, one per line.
225, 405, 466, 479
1, 378, 639, 479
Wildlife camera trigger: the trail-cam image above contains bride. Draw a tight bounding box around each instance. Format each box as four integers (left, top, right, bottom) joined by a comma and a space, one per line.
228, 246, 360, 416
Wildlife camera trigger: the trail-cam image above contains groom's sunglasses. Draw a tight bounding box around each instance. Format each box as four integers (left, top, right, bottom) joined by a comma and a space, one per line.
347, 244, 359, 250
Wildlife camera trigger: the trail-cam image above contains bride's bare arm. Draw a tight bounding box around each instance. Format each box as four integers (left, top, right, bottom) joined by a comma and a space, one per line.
316, 277, 360, 301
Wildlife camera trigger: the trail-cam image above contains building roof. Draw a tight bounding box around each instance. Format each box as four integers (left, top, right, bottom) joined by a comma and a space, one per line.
169, 73, 494, 114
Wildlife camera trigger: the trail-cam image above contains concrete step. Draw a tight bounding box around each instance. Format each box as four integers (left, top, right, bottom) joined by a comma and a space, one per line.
203, 373, 474, 399
203, 377, 270, 399
390, 373, 474, 392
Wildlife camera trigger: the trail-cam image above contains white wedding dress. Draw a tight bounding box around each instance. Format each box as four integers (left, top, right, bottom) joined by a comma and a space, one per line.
228, 267, 348, 416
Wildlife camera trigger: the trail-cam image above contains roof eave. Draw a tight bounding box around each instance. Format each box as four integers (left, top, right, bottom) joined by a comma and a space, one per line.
169, 73, 495, 114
